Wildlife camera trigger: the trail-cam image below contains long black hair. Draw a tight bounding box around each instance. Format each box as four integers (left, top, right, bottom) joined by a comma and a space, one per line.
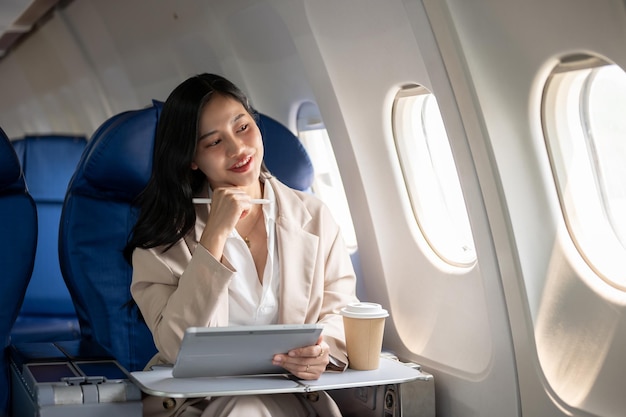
123, 73, 259, 262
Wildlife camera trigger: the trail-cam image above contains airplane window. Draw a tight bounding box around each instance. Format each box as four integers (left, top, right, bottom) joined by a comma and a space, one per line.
296, 102, 358, 253
392, 86, 476, 267
543, 55, 626, 289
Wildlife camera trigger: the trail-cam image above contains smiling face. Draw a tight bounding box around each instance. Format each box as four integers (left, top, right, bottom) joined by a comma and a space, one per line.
191, 93, 264, 193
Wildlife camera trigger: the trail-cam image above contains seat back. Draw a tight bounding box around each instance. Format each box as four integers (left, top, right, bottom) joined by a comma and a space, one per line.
11, 135, 86, 343
0, 129, 37, 415
59, 102, 162, 371
58, 102, 313, 372
258, 114, 314, 191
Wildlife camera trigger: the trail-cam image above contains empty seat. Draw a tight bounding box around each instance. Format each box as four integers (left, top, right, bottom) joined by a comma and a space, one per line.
0, 128, 37, 415
11, 135, 86, 343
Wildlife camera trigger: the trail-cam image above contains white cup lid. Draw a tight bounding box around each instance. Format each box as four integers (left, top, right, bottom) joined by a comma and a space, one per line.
340, 302, 389, 319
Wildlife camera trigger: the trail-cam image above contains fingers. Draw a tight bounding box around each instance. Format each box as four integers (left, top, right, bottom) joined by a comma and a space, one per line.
317, 343, 325, 357
210, 188, 255, 218
288, 336, 326, 358
272, 340, 330, 380
203, 188, 260, 234
198, 188, 256, 259
272, 355, 326, 380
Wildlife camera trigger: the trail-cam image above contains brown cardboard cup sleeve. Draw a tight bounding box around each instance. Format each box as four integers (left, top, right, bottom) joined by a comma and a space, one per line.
340, 302, 389, 370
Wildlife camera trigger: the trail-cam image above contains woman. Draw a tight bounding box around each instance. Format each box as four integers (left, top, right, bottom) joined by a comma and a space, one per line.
124, 73, 359, 416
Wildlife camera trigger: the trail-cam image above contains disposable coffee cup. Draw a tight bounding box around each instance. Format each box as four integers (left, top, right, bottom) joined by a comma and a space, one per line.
340, 302, 389, 370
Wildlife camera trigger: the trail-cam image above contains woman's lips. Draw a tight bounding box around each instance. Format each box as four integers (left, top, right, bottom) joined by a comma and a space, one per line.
229, 155, 252, 172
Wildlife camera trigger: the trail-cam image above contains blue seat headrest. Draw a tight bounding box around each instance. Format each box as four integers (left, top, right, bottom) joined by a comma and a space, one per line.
258, 114, 314, 192
73, 101, 163, 202
0, 130, 22, 192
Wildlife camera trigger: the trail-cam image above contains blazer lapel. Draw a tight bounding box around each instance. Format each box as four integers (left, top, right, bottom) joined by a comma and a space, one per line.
272, 179, 319, 324
276, 220, 318, 324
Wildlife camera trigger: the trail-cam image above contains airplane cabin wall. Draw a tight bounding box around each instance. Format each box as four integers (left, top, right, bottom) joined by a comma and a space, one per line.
277, 1, 519, 417
425, 0, 626, 416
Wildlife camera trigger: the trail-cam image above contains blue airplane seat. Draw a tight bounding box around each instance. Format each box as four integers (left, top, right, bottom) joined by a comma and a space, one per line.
10, 135, 86, 344
258, 114, 314, 192
0, 128, 37, 415
58, 101, 314, 372
58, 101, 163, 372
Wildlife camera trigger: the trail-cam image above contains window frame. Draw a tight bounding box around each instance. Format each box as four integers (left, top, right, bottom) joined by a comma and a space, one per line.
392, 85, 476, 268
542, 55, 626, 290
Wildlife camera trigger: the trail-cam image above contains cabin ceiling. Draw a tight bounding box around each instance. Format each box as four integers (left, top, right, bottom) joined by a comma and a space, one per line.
0, 0, 65, 59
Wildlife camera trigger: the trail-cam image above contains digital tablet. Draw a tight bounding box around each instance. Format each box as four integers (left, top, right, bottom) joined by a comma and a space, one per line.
172, 324, 323, 378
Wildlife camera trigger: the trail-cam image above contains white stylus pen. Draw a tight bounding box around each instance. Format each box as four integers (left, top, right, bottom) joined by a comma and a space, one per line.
192, 198, 270, 205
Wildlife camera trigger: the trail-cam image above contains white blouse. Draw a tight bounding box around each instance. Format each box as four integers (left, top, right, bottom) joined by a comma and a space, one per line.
221, 181, 280, 325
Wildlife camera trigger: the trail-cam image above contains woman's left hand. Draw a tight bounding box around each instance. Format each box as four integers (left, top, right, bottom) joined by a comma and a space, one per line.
272, 335, 329, 380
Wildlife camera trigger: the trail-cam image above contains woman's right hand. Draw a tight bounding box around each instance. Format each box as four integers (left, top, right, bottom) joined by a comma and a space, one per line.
198, 187, 255, 260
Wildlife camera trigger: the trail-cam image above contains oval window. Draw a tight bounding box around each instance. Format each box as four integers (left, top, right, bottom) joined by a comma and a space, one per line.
392, 86, 476, 267
543, 55, 626, 289
296, 102, 358, 253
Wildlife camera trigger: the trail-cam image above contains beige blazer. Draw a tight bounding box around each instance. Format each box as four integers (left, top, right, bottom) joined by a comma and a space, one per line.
131, 177, 359, 416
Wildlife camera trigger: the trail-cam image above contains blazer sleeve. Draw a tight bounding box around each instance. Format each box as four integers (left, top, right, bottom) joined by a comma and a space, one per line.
131, 242, 233, 364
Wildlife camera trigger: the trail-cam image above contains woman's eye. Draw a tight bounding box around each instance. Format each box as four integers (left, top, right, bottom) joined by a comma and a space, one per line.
237, 123, 248, 133
206, 139, 221, 147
